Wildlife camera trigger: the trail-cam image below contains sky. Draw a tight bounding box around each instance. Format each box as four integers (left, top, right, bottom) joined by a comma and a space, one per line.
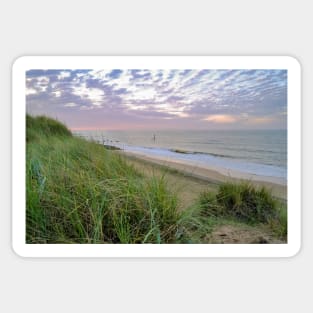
26, 69, 287, 130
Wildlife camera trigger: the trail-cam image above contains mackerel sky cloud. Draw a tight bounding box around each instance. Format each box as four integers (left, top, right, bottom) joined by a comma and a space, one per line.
26, 69, 287, 130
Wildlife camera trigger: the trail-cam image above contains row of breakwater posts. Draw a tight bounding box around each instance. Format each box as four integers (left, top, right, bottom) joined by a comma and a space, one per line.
73, 132, 158, 150
73, 133, 124, 150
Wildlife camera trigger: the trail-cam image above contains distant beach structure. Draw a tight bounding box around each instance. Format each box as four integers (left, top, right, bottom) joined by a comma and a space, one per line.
152, 134, 156, 142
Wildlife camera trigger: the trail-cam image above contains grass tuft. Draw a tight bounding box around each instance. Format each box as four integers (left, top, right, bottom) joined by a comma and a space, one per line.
27, 114, 72, 142
216, 182, 277, 224
198, 181, 287, 238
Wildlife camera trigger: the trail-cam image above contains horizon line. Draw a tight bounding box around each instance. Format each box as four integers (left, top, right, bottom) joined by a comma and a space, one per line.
70, 127, 287, 132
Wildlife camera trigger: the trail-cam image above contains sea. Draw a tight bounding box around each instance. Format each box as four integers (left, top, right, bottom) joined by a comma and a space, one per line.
73, 129, 287, 181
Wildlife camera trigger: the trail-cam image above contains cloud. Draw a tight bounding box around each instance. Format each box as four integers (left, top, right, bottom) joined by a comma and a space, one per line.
33, 76, 50, 92
72, 83, 105, 106
64, 102, 77, 107
26, 68, 287, 129
246, 117, 275, 124
57, 71, 71, 80
52, 90, 62, 97
26, 88, 37, 96
125, 87, 157, 101
203, 114, 237, 123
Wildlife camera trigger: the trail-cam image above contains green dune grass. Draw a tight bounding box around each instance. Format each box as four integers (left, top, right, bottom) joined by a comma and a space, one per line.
26, 115, 182, 243
26, 115, 287, 243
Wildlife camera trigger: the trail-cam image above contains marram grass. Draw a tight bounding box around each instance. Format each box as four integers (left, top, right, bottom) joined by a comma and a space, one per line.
199, 182, 287, 238
26, 115, 181, 243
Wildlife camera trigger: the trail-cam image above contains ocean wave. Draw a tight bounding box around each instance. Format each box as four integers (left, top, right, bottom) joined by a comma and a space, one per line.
170, 148, 236, 159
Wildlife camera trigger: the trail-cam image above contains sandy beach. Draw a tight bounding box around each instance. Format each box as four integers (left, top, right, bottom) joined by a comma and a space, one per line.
119, 150, 287, 203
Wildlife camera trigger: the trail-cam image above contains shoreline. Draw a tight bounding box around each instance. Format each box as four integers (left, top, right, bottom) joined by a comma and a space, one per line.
109, 142, 286, 182
118, 150, 287, 201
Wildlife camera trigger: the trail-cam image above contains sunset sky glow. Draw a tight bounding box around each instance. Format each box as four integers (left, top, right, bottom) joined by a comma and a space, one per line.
26, 69, 287, 130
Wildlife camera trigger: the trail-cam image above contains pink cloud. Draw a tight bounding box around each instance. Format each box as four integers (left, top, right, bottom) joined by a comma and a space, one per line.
203, 114, 237, 123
